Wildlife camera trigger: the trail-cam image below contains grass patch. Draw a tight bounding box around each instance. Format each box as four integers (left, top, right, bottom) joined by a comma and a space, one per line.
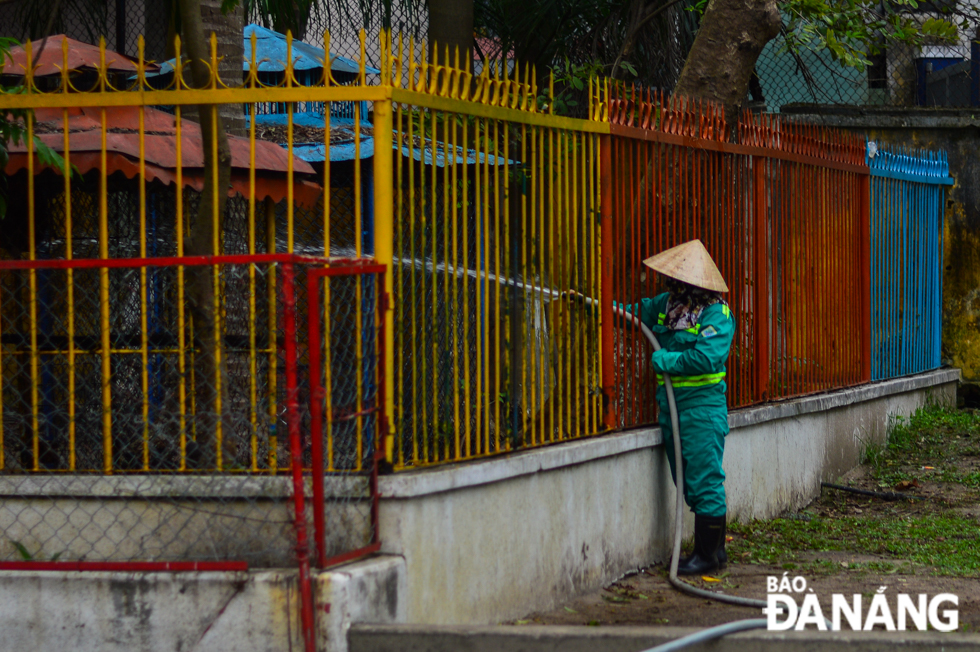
730, 513, 980, 576
729, 404, 980, 578
872, 404, 980, 487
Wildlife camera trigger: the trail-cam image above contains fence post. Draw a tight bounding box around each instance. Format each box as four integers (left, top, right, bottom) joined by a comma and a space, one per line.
373, 91, 395, 462
753, 157, 770, 401
283, 261, 317, 652
306, 270, 326, 569
599, 134, 616, 430
858, 171, 872, 382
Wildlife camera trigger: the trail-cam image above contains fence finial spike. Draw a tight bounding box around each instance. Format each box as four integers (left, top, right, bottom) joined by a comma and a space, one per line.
359, 29, 367, 85
549, 69, 555, 115
285, 30, 296, 87
62, 32, 74, 91
521, 62, 530, 111
441, 44, 451, 95
531, 65, 539, 112
98, 35, 107, 91
407, 37, 417, 91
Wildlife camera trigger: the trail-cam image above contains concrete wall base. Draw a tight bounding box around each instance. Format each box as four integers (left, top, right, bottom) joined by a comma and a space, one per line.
0, 370, 958, 647
378, 369, 959, 625
319, 555, 407, 652
0, 554, 406, 652
0, 568, 302, 652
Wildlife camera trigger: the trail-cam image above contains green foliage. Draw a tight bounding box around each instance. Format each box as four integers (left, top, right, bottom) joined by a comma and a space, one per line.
780, 0, 965, 71
538, 57, 627, 114
685, 0, 708, 16
861, 438, 886, 471
10, 540, 32, 561
10, 540, 64, 562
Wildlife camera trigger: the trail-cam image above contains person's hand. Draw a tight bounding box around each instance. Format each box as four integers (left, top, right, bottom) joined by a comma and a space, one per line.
651, 349, 667, 372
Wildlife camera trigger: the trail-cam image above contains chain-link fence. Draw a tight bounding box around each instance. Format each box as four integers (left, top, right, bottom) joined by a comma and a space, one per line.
0, 255, 381, 571
0, 0, 171, 63
3, 1, 980, 111
306, 262, 383, 566
0, 257, 293, 567
755, 29, 980, 111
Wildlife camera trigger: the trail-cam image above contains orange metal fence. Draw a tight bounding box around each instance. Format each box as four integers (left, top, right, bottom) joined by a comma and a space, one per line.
602, 86, 870, 430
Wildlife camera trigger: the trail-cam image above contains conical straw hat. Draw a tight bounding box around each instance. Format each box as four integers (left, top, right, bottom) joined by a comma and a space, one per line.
642, 239, 729, 293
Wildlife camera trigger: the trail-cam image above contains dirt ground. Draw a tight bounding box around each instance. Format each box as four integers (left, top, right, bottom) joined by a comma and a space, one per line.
515, 562, 980, 630
513, 405, 980, 631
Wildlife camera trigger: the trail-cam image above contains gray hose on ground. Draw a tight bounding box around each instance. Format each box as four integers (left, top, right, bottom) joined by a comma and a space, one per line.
637, 619, 769, 652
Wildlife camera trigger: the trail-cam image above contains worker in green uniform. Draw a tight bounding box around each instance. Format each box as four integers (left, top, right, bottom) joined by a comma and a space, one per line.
620, 239, 735, 575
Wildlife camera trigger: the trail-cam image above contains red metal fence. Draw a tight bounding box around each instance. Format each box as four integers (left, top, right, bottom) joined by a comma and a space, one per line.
0, 253, 383, 652
306, 262, 386, 569
601, 87, 870, 430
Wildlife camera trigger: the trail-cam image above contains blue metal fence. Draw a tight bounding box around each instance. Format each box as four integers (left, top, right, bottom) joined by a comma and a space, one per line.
869, 144, 953, 380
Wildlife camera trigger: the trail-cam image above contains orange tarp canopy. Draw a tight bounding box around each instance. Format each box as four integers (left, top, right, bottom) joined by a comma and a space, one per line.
1, 35, 158, 77
6, 106, 321, 207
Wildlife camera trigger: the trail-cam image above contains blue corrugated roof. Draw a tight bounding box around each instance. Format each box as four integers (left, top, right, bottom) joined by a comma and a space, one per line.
248, 113, 367, 128
396, 142, 515, 168
291, 137, 518, 165
242, 24, 380, 75
142, 24, 379, 78
293, 139, 375, 162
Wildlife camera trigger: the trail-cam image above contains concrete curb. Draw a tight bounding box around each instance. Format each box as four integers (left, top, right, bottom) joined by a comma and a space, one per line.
349, 623, 980, 652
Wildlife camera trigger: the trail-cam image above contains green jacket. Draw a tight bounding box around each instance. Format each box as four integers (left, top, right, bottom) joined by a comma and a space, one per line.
621, 292, 736, 411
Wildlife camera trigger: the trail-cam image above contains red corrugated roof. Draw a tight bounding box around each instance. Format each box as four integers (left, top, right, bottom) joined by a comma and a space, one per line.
5, 106, 321, 207
2, 35, 159, 77
474, 37, 515, 61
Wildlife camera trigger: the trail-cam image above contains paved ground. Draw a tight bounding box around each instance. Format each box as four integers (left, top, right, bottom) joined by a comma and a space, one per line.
513, 563, 980, 630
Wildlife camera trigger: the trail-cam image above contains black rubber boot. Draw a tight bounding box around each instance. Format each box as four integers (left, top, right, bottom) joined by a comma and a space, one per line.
677, 514, 726, 576
680, 534, 727, 567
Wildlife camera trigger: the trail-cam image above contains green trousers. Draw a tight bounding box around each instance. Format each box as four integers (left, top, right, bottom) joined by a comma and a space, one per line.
659, 403, 728, 517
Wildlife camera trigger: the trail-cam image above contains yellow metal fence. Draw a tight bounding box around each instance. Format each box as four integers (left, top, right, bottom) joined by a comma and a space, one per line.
0, 30, 614, 473
390, 85, 604, 468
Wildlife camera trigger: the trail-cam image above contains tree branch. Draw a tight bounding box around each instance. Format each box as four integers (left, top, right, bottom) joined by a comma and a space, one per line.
611, 0, 689, 80
30, 0, 62, 71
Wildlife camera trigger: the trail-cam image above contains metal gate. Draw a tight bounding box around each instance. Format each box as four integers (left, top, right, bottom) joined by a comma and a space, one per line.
305, 261, 386, 569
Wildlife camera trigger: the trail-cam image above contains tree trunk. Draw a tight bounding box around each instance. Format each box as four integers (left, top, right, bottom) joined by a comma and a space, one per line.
427, 0, 474, 65
178, 0, 238, 469
673, 0, 781, 118
200, 0, 245, 136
